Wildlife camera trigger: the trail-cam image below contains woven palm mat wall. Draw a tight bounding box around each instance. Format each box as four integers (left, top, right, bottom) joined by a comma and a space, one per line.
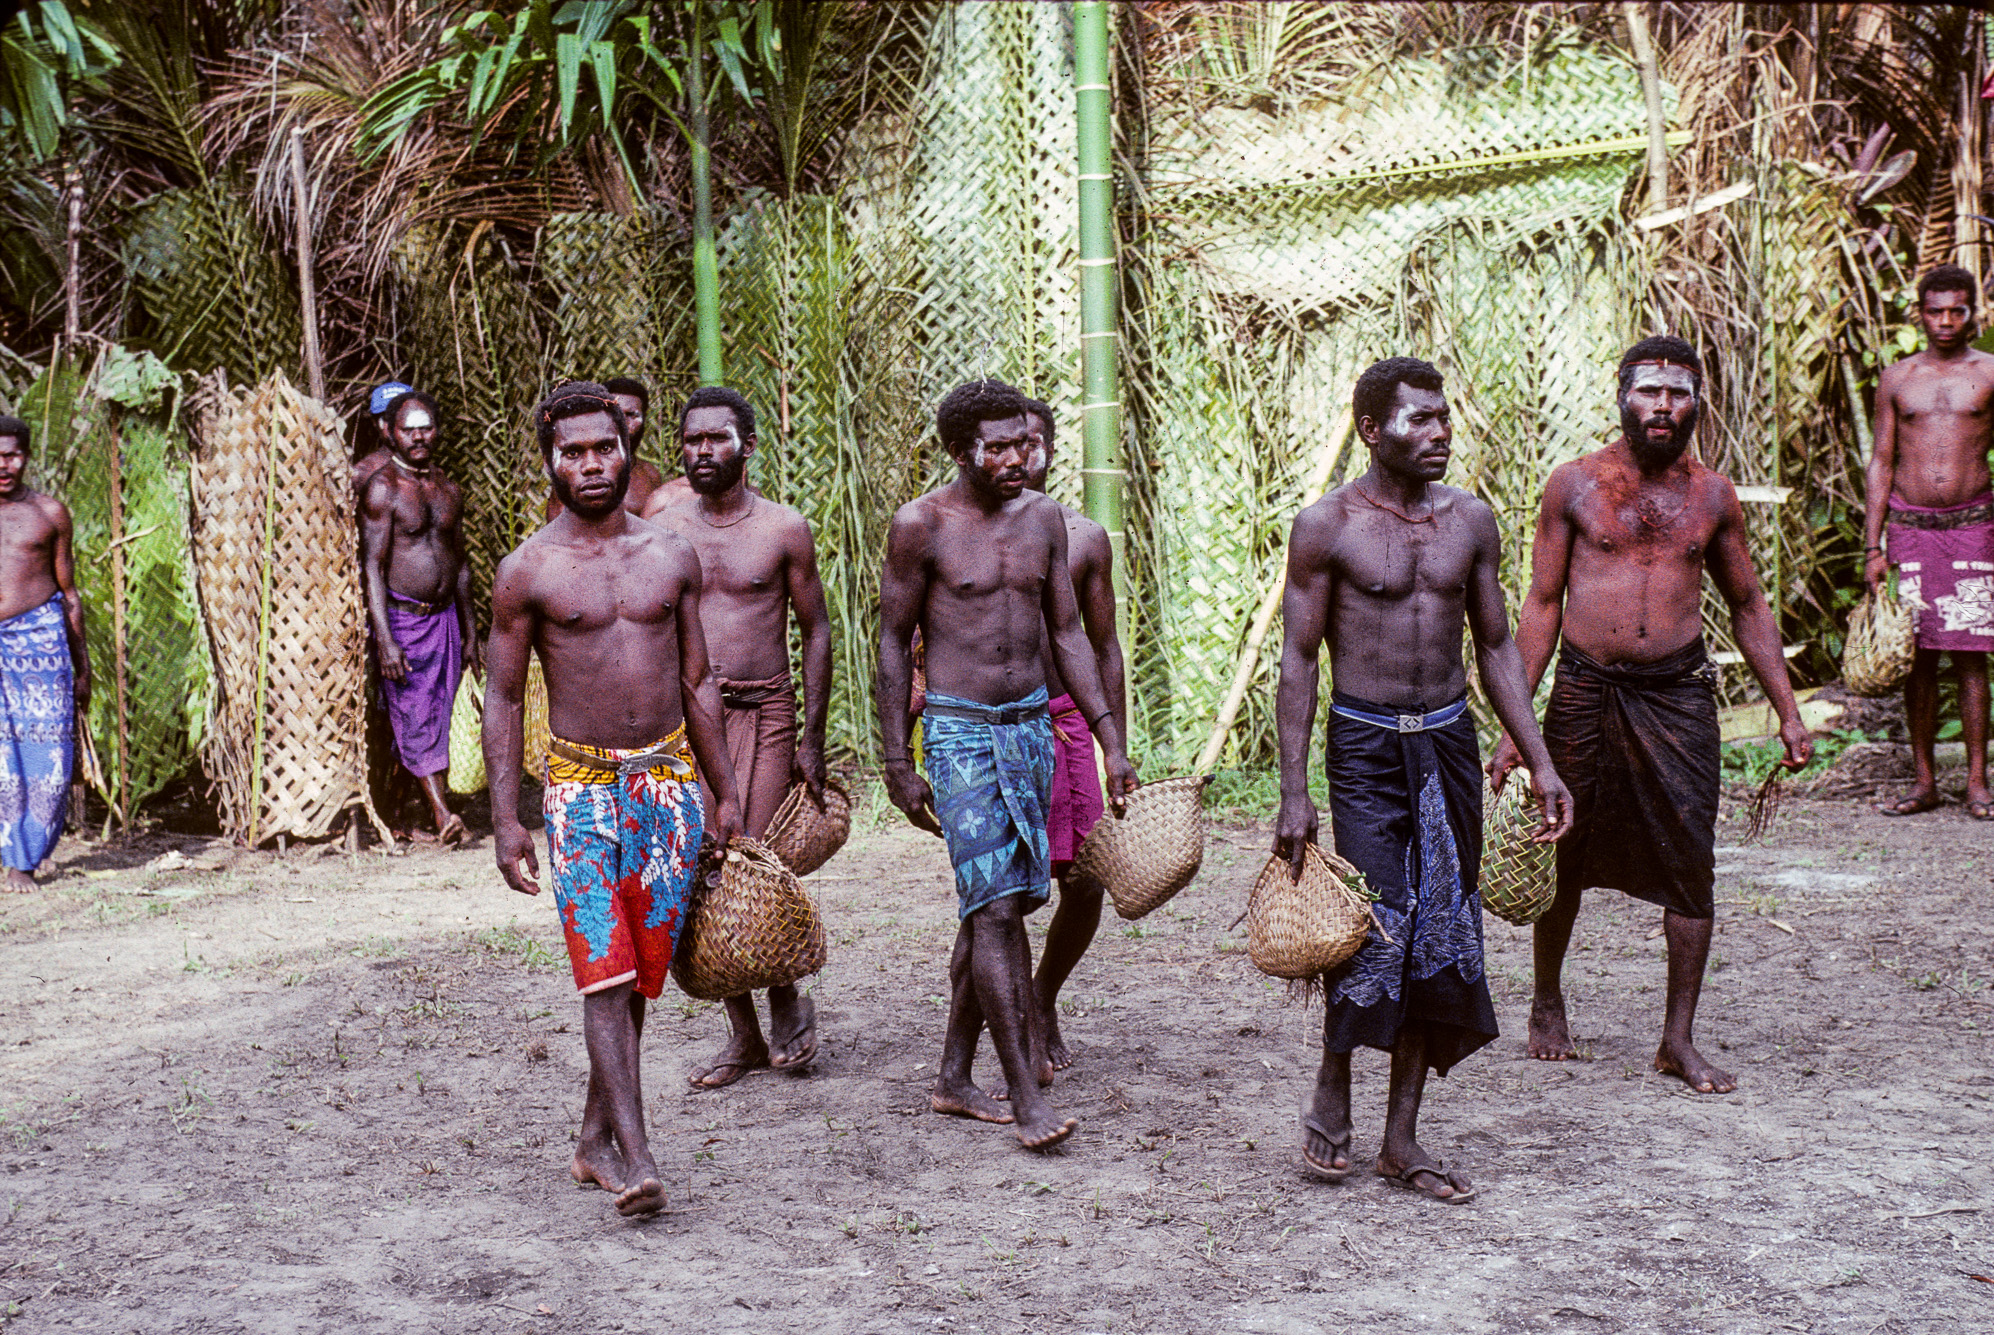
189, 373, 385, 844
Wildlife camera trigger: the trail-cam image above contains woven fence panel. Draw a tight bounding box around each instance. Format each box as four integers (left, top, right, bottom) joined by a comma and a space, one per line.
190, 374, 377, 844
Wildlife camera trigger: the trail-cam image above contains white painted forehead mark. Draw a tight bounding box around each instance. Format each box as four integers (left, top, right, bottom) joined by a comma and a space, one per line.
1627, 364, 1697, 395
399, 407, 433, 430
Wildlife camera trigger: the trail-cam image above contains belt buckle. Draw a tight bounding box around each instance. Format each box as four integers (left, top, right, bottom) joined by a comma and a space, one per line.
1396, 713, 1424, 733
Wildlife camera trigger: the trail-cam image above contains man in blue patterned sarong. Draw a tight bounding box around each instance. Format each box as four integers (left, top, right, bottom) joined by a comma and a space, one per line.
0, 417, 88, 893
1273, 360, 1571, 1202
878, 379, 1136, 1152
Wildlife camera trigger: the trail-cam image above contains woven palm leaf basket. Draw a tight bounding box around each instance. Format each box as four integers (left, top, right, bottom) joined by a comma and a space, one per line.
764, 777, 852, 877
1244, 841, 1374, 980
671, 839, 828, 1000
446, 670, 486, 796
1842, 582, 1915, 697
1481, 768, 1555, 926
1072, 773, 1211, 920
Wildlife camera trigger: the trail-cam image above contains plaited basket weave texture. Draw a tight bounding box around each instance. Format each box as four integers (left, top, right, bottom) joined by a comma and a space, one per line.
764, 778, 852, 877
1245, 842, 1373, 979
671, 838, 828, 1000
447, 671, 486, 795
189, 373, 384, 845
1073, 773, 1211, 920
522, 655, 551, 779
1480, 769, 1555, 926
1842, 585, 1915, 697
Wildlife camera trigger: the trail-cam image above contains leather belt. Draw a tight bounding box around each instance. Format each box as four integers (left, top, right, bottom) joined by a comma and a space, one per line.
923, 700, 1049, 726
547, 739, 693, 780
1330, 697, 1469, 734
389, 595, 449, 616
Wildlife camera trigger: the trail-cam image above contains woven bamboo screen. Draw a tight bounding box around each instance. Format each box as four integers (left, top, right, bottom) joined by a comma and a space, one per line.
189, 373, 382, 844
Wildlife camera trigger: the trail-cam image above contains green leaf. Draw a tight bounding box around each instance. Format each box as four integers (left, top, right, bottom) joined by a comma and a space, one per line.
554, 30, 583, 135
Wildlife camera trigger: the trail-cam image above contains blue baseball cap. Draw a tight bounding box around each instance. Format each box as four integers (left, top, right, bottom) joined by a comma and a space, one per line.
369, 381, 416, 416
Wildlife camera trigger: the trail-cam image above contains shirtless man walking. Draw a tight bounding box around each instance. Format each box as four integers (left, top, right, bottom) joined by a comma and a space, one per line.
485, 382, 743, 1217
1275, 357, 1570, 1202
0, 417, 88, 891
1018, 396, 1124, 1072
641, 386, 832, 1086
1862, 264, 1994, 818
360, 391, 480, 843
878, 379, 1136, 1151
1491, 336, 1812, 1095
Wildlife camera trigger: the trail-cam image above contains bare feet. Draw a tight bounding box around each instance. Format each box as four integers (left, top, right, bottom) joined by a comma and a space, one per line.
614, 1177, 665, 1216
1528, 994, 1577, 1060
2, 868, 34, 894
989, 1055, 1056, 1102
1654, 1037, 1737, 1093
1041, 1010, 1074, 1072
570, 1142, 626, 1193
436, 812, 469, 846
1300, 1113, 1352, 1180
1377, 1153, 1475, 1203
1014, 1110, 1078, 1152
688, 1033, 770, 1089
930, 1078, 1014, 1125
1878, 788, 1942, 817
768, 992, 818, 1071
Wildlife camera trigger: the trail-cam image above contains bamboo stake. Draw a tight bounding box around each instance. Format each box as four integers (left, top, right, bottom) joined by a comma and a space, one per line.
688, 6, 724, 383
107, 413, 129, 832
1623, 2, 1669, 219
289, 130, 325, 401
247, 392, 283, 847
62, 165, 81, 345
1194, 407, 1354, 775
1075, 1, 1126, 643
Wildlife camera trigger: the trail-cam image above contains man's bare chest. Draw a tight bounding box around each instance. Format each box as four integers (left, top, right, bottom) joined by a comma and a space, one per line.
390, 482, 457, 537
0, 507, 54, 559
534, 555, 678, 633
931, 524, 1047, 600
1572, 487, 1714, 565
1895, 369, 1994, 429
1332, 519, 1473, 600
682, 528, 784, 602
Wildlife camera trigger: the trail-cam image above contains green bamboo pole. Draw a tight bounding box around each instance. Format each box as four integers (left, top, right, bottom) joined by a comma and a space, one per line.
1074, 0, 1124, 638
688, 3, 724, 383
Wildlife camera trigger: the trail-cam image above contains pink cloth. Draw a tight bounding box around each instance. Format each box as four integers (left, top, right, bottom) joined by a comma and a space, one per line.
1888, 492, 1994, 652
1046, 693, 1106, 870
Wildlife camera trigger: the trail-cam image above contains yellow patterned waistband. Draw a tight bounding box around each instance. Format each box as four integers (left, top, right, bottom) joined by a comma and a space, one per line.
545, 725, 693, 785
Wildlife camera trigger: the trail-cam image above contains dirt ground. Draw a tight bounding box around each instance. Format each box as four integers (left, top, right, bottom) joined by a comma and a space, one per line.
1, 788, 1990, 1334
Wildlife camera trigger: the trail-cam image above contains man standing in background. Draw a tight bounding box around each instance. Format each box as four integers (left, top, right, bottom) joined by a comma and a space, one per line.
1861, 264, 1994, 819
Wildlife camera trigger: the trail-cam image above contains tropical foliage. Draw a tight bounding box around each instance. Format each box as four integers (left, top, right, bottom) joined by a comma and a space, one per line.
0, 2, 1983, 820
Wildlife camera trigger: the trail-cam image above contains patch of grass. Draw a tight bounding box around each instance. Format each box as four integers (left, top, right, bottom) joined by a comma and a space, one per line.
1721, 727, 1876, 787
471, 921, 558, 971
1203, 767, 1329, 824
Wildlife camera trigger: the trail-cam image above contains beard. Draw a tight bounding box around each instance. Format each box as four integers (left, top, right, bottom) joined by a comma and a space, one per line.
687, 453, 747, 496
1621, 400, 1699, 468
550, 456, 632, 518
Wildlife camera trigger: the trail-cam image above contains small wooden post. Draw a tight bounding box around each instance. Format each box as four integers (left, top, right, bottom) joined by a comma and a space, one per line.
62, 164, 81, 345
107, 414, 130, 832
289, 129, 325, 401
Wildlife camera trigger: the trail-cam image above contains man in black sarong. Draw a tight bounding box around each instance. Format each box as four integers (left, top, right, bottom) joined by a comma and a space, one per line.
1490, 336, 1811, 1094
1275, 358, 1572, 1202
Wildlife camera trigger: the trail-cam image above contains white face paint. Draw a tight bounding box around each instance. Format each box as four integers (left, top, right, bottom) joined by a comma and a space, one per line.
399, 407, 434, 430
1387, 402, 1420, 436
1626, 364, 1697, 400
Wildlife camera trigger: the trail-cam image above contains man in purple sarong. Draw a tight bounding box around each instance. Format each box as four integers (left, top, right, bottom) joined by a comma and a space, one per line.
0, 416, 89, 891
1863, 263, 1994, 819
361, 391, 479, 843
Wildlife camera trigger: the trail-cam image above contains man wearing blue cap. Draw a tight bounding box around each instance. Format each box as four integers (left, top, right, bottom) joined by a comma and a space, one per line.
355, 380, 415, 497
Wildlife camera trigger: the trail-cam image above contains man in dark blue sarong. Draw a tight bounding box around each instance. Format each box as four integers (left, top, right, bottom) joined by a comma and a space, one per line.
1274, 358, 1573, 1203
0, 417, 89, 893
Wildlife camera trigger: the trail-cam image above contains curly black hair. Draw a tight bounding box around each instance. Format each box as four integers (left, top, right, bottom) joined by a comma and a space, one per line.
678, 385, 755, 440
1617, 335, 1703, 393
1352, 357, 1444, 429
935, 379, 1028, 456
534, 382, 629, 458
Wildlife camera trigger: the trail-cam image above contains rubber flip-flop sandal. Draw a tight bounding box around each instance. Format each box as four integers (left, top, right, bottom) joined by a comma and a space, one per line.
1969, 801, 1994, 822
1878, 795, 1943, 817
1381, 1162, 1477, 1203
1299, 1114, 1353, 1181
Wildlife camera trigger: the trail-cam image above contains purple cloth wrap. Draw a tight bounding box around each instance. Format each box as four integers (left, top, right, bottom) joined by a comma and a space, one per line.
1887, 492, 1994, 652
382, 592, 462, 776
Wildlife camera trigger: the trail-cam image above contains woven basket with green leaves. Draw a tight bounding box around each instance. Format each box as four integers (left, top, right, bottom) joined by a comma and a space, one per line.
1842, 578, 1915, 697
671, 839, 828, 1001
1243, 841, 1374, 979
1481, 769, 1556, 926
1072, 774, 1212, 920
447, 671, 486, 796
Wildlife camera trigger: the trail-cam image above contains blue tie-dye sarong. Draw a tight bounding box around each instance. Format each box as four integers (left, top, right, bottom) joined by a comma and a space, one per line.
0, 593, 73, 872
1321, 689, 1496, 1077
922, 687, 1055, 920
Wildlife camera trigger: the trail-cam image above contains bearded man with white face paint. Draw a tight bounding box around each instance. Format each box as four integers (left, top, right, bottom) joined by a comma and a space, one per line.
1489, 336, 1812, 1095
360, 390, 480, 844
